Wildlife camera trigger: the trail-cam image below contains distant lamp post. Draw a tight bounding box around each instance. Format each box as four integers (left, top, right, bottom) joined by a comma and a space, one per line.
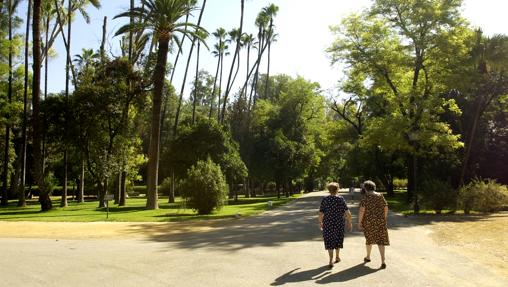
408, 131, 420, 214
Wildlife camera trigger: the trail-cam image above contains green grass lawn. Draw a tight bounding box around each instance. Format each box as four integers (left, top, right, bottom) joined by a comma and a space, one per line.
0, 194, 302, 222
385, 190, 461, 215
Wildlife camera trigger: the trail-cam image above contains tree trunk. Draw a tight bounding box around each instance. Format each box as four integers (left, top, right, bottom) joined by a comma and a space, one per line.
114, 172, 121, 204
217, 52, 224, 121
100, 16, 107, 60
42, 12, 50, 175
119, 170, 127, 206
97, 179, 107, 208
33, 0, 51, 211
128, 0, 134, 62
61, 0, 73, 208
209, 52, 221, 119
2, 0, 14, 206
221, 0, 244, 124
77, 157, 84, 203
168, 171, 175, 203
459, 101, 482, 186
173, 0, 207, 136
192, 41, 201, 124
19, 0, 33, 208
146, 37, 170, 210
61, 150, 68, 207
264, 22, 273, 99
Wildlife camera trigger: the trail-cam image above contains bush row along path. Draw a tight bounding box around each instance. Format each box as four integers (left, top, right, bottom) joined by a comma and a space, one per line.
0, 190, 506, 287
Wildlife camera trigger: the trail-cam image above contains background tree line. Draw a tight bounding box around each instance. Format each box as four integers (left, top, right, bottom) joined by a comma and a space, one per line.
0, 0, 507, 214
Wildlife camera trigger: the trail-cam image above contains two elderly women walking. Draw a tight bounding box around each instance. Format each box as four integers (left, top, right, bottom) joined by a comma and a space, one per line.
318, 180, 389, 269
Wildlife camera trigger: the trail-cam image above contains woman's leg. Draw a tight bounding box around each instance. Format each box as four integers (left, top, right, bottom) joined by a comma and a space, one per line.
327, 249, 334, 265
365, 244, 372, 260
378, 245, 385, 263
335, 248, 340, 262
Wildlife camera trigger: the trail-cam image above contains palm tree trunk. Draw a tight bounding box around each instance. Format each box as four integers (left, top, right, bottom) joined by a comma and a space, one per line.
100, 16, 107, 60
459, 100, 482, 186
2, 0, 14, 206
221, 0, 244, 124
33, 0, 51, 211
173, 0, 207, 136
18, 0, 33, 208
217, 52, 224, 121
146, 37, 170, 210
128, 0, 134, 62
42, 11, 49, 176
119, 170, 126, 206
209, 52, 221, 119
192, 41, 201, 124
77, 156, 84, 203
264, 33, 272, 98
61, 0, 73, 208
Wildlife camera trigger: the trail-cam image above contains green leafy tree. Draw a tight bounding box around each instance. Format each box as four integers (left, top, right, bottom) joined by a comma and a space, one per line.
71, 58, 146, 207
328, 0, 469, 211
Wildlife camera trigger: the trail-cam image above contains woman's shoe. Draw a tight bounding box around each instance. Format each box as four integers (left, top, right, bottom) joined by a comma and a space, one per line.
363, 257, 371, 263
380, 263, 386, 269
334, 258, 341, 263
328, 263, 334, 269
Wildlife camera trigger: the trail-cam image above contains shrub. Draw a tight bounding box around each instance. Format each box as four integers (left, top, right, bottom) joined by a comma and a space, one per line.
459, 179, 508, 214
181, 158, 228, 215
393, 178, 408, 190
420, 179, 457, 214
159, 177, 173, 196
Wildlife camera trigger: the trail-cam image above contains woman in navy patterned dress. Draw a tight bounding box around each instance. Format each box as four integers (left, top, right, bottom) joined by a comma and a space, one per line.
319, 182, 353, 268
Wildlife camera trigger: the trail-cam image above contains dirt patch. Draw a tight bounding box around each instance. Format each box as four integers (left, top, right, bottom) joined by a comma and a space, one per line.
0, 220, 231, 240
429, 212, 508, 278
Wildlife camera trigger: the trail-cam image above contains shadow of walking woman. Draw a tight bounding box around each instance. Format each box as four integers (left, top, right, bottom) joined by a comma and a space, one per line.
315, 263, 380, 284
271, 266, 331, 286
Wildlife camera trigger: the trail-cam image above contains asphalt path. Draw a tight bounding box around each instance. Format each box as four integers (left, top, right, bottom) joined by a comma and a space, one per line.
0, 190, 506, 287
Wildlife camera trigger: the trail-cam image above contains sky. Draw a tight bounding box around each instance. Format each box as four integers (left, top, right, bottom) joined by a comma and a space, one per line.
14, 0, 508, 99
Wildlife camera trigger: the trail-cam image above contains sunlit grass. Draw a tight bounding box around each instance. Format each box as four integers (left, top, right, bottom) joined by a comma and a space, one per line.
0, 194, 301, 222
386, 190, 460, 215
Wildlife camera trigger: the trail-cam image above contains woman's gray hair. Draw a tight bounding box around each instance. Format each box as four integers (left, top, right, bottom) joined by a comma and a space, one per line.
363, 180, 376, 192
327, 182, 340, 194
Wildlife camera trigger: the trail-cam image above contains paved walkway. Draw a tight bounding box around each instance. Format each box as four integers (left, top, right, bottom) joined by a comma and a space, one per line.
0, 191, 506, 286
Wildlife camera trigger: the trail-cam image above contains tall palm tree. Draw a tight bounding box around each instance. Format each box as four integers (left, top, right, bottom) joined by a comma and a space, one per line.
32, 0, 53, 211
173, 0, 208, 137
221, 0, 244, 124
115, 0, 207, 210
250, 9, 268, 107
226, 28, 243, 100
241, 33, 255, 106
208, 28, 227, 119
19, 0, 32, 209
263, 4, 278, 99
1, 0, 21, 207
192, 29, 208, 124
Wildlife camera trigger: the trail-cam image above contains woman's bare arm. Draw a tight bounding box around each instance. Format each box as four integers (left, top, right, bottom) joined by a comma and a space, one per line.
358, 206, 365, 230
318, 212, 324, 230
344, 210, 353, 231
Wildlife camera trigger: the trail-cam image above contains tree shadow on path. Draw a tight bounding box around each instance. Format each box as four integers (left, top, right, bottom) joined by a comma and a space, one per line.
121, 191, 501, 251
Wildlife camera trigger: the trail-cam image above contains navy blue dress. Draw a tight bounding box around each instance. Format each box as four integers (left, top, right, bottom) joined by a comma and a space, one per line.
319, 195, 348, 250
